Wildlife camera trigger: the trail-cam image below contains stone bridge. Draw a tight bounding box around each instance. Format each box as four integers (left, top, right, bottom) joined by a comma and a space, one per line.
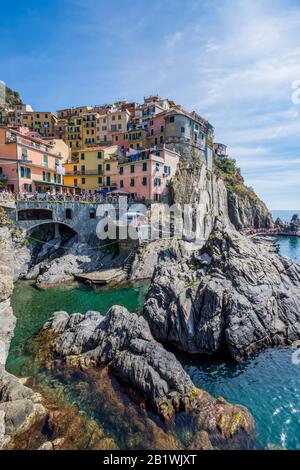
0, 200, 118, 244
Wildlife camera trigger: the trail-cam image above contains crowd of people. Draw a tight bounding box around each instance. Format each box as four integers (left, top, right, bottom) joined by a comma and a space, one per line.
0, 189, 139, 204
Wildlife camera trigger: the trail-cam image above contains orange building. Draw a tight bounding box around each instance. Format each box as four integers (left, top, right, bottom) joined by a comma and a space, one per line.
0, 127, 72, 193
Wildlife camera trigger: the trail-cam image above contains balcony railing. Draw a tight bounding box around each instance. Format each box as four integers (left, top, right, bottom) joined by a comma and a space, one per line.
65, 170, 100, 176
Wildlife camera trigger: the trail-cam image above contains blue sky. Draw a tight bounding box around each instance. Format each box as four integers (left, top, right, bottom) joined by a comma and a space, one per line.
1, 0, 300, 209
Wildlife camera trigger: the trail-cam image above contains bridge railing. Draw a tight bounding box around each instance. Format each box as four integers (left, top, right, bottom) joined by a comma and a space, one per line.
0, 191, 146, 205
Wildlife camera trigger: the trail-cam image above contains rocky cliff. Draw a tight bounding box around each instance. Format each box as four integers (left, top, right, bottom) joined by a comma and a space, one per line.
143, 220, 300, 360
170, 161, 230, 241
215, 157, 273, 230
40, 306, 255, 449
0, 209, 46, 448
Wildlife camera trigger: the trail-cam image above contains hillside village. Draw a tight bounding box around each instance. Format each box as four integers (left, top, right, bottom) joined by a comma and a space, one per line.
0, 89, 227, 201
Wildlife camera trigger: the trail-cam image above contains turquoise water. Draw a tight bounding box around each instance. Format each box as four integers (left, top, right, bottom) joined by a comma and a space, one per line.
183, 234, 300, 450
7, 281, 149, 376
6, 235, 300, 449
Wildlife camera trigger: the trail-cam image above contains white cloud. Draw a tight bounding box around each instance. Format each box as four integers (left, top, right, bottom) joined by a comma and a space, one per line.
165, 31, 183, 49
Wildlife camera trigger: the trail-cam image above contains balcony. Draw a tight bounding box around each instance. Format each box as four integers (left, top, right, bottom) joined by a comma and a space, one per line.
65, 170, 100, 176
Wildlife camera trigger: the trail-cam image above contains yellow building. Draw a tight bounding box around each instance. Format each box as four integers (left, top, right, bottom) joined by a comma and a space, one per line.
21, 111, 57, 137
82, 112, 99, 147
66, 116, 83, 149
63, 145, 119, 191
57, 105, 92, 119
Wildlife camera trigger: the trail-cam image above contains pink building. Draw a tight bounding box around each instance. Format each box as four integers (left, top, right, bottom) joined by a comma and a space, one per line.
117, 146, 179, 201
112, 128, 148, 152
147, 111, 167, 147
0, 127, 70, 193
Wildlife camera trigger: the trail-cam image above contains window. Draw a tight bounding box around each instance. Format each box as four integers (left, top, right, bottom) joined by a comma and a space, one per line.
98, 164, 102, 174
112, 115, 115, 121
150, 129, 154, 136
97, 151, 102, 159
160, 125, 164, 132
73, 165, 78, 174
24, 183, 32, 192
20, 146, 28, 160
118, 124, 122, 130
81, 153, 85, 160
155, 162, 160, 172
74, 179, 78, 187
154, 138, 158, 145
106, 176, 111, 186
115, 135, 119, 141
164, 165, 170, 174
120, 180, 124, 188
180, 127, 185, 133
142, 177, 147, 186
81, 165, 85, 174
65, 208, 72, 219
89, 209, 96, 219
45, 114, 48, 118
43, 155, 48, 167
130, 164, 135, 173
81, 177, 86, 184
142, 162, 147, 171
160, 136, 164, 143
118, 115, 121, 120
20, 166, 30, 178
98, 176, 102, 184
130, 178, 135, 187
169, 116, 175, 123
154, 178, 161, 186
119, 166, 124, 175
106, 163, 110, 171
111, 124, 117, 131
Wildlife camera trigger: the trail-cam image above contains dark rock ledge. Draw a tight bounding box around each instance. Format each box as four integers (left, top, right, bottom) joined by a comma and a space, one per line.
143, 220, 300, 360
40, 306, 255, 449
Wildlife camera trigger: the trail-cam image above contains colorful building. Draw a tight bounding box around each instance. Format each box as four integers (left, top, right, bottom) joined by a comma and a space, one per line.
82, 112, 98, 147
66, 116, 83, 149
21, 111, 58, 137
146, 111, 167, 147
117, 146, 179, 201
0, 127, 71, 193
63, 145, 119, 191
112, 128, 148, 151
57, 106, 92, 119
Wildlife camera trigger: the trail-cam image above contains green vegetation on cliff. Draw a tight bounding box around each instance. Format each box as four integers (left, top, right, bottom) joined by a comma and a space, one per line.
215, 157, 259, 202
2, 86, 23, 107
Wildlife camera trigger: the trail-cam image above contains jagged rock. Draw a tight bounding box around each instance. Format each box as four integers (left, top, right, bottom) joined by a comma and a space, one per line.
42, 307, 194, 416
0, 227, 16, 366
130, 239, 200, 280
0, 368, 46, 444
227, 191, 273, 230
170, 163, 230, 241
274, 217, 285, 229
40, 306, 254, 449
35, 254, 91, 287
38, 441, 54, 450
143, 220, 300, 360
